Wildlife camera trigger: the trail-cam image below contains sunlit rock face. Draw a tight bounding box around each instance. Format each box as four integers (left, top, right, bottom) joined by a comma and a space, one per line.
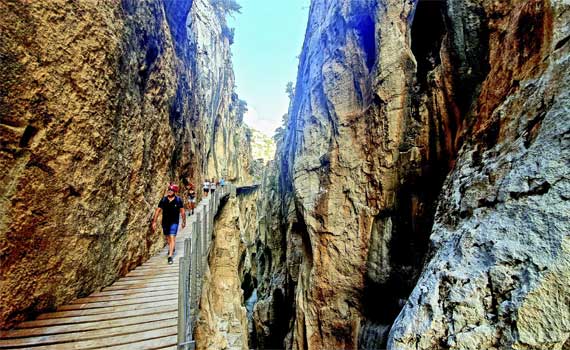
272, 0, 451, 348
195, 194, 252, 350
188, 0, 252, 184
195, 185, 266, 350
0, 0, 250, 328
252, 0, 570, 349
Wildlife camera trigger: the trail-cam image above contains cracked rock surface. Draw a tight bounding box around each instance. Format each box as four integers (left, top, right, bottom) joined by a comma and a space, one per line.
249, 0, 570, 349
389, 4, 570, 346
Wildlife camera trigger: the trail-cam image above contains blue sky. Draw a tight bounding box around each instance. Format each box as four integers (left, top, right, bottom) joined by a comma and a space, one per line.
228, 0, 310, 137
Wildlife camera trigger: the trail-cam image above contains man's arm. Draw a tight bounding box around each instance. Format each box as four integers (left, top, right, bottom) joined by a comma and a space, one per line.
151, 207, 162, 232
180, 207, 186, 228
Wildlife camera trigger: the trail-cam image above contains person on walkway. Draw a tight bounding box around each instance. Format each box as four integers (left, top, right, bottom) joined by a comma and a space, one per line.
220, 177, 225, 187
210, 180, 216, 195
203, 179, 210, 197
152, 184, 186, 264
187, 184, 196, 215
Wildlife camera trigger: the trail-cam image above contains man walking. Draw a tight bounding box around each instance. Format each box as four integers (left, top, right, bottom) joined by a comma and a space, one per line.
152, 184, 186, 264
187, 183, 196, 215
203, 179, 210, 197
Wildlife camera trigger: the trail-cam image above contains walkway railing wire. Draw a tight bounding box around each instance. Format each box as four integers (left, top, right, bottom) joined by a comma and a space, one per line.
177, 184, 235, 350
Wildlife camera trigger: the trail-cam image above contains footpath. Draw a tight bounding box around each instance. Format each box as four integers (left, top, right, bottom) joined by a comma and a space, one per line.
0, 196, 212, 350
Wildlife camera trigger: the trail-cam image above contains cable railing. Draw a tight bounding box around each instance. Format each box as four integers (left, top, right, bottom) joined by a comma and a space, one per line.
177, 183, 236, 350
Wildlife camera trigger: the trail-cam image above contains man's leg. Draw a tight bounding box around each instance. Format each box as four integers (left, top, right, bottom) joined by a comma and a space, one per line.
165, 223, 177, 260
168, 235, 176, 256
162, 224, 169, 256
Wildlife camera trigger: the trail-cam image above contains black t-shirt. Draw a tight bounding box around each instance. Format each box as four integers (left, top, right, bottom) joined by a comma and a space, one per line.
158, 196, 183, 225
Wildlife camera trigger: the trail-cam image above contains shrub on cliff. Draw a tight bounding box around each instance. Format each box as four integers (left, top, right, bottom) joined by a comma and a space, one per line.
210, 0, 240, 44
211, 0, 241, 17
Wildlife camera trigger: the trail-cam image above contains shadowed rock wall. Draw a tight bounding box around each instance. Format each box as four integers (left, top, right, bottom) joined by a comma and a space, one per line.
0, 0, 250, 329
248, 0, 570, 349
389, 0, 570, 348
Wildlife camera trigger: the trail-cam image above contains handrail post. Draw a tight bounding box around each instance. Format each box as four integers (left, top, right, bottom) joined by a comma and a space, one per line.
214, 190, 218, 212
209, 198, 214, 238
194, 212, 201, 314
178, 233, 193, 350
178, 254, 188, 348
202, 208, 208, 267
190, 220, 197, 309
178, 183, 236, 349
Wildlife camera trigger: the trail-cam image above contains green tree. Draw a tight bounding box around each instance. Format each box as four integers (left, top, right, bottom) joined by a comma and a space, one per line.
211, 0, 240, 44
286, 81, 295, 99
211, 0, 241, 17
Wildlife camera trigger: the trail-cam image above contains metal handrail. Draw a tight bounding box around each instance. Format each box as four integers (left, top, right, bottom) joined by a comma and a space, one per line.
177, 184, 235, 350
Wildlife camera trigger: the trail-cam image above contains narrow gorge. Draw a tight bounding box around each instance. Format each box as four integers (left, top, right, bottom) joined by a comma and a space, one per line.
1, 0, 569, 349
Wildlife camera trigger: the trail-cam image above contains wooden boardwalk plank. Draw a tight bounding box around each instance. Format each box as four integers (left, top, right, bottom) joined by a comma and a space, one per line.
17, 305, 177, 329
123, 271, 178, 278
110, 277, 177, 287
70, 290, 173, 305
37, 300, 177, 320
58, 295, 177, 311
113, 271, 178, 279
0, 318, 176, 348
129, 263, 178, 269
88, 285, 176, 297
102, 281, 177, 292
120, 273, 177, 281
125, 267, 178, 274
23, 326, 177, 350
103, 334, 177, 350
0, 311, 178, 338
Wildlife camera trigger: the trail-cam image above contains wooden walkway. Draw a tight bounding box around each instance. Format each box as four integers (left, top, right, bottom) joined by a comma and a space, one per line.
0, 197, 209, 350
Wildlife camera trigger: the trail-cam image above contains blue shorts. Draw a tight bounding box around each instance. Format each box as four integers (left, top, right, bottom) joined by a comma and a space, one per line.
162, 223, 178, 236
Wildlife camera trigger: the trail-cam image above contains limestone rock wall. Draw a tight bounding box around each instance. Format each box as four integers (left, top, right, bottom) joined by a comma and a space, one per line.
248, 133, 301, 350
0, 0, 250, 328
250, 0, 570, 349
185, 0, 252, 185
195, 192, 257, 349
271, 0, 447, 348
389, 1, 570, 349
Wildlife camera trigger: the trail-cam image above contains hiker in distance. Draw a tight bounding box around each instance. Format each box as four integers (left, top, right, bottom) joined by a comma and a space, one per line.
187, 183, 196, 215
203, 179, 210, 197
152, 184, 186, 264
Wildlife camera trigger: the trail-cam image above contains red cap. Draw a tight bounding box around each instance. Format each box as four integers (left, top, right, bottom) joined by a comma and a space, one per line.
168, 184, 179, 192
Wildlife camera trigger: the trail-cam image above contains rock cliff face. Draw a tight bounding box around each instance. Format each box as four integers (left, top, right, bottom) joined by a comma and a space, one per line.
250, 129, 277, 163
248, 0, 570, 349
389, 1, 570, 349
0, 0, 250, 328
186, 0, 252, 184
194, 194, 251, 350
